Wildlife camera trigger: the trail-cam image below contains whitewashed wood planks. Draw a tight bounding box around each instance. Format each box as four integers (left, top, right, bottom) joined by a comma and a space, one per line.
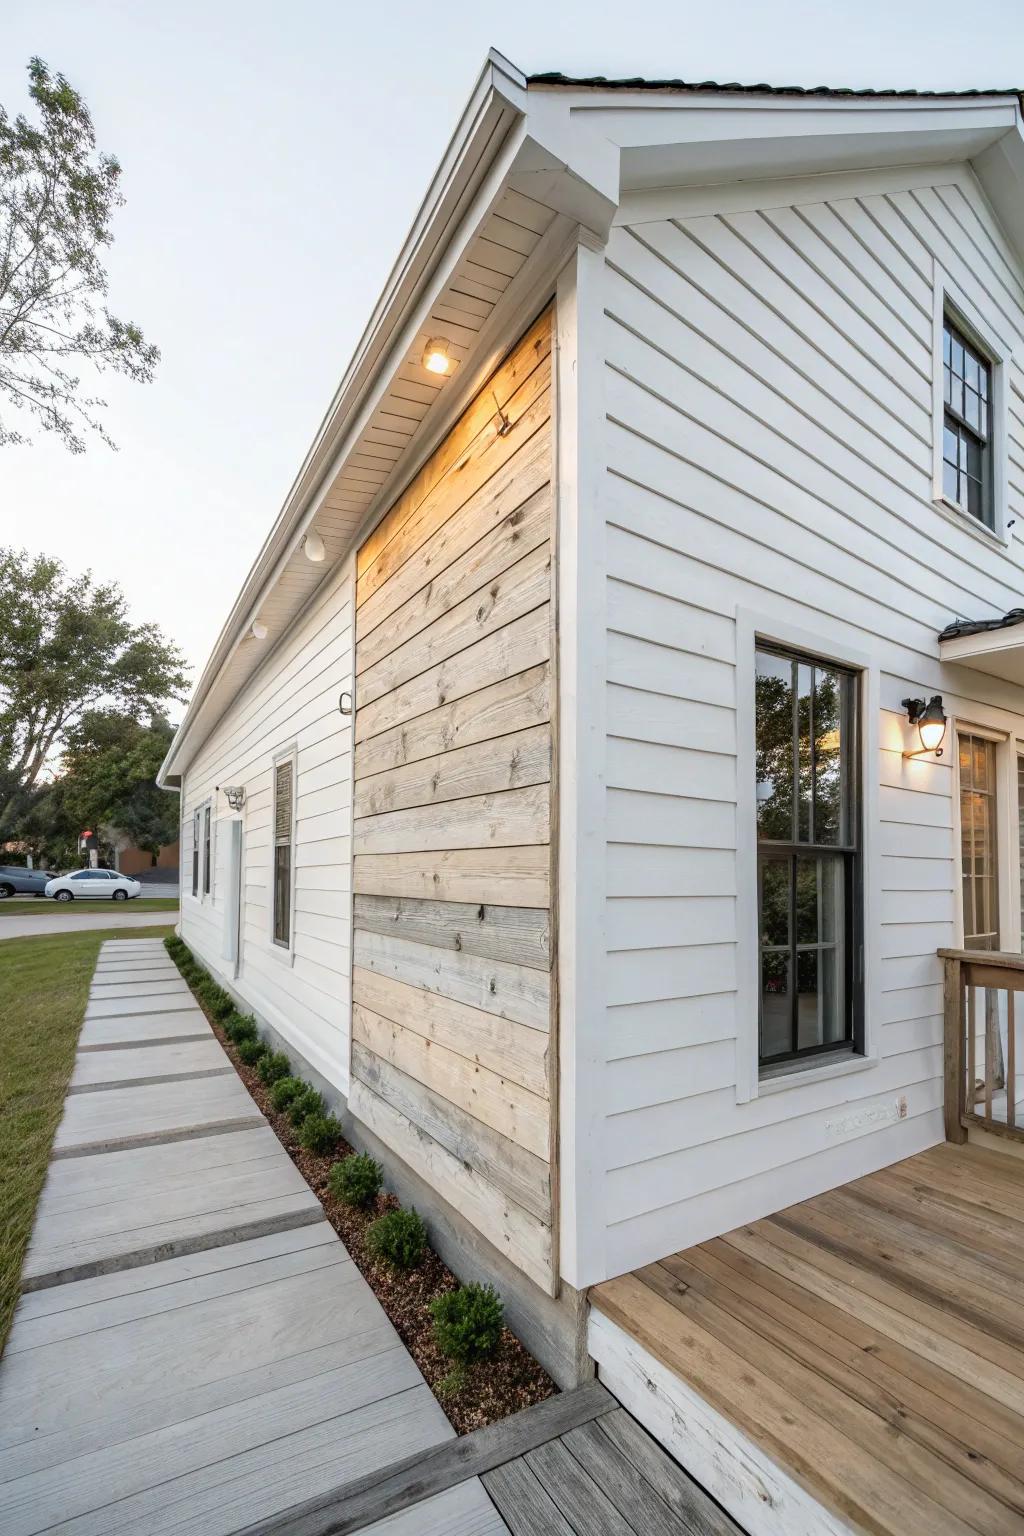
351, 310, 557, 1294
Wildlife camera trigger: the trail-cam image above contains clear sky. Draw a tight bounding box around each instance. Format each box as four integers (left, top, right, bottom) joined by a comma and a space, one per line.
2, 0, 1022, 701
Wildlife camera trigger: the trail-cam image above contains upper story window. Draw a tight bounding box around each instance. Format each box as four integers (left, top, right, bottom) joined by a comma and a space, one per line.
943, 317, 992, 528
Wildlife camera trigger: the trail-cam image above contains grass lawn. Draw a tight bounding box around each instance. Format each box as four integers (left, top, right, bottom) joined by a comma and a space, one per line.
0, 924, 174, 1353
0, 896, 180, 917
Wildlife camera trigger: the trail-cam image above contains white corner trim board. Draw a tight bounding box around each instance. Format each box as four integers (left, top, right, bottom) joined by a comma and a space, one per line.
587, 1309, 858, 1536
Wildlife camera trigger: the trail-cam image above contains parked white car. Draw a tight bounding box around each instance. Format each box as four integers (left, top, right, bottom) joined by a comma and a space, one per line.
45, 870, 142, 902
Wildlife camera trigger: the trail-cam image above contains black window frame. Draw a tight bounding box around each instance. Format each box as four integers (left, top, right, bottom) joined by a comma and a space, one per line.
942, 315, 993, 528
272, 758, 294, 949
191, 809, 200, 898
755, 643, 864, 1071
202, 804, 212, 897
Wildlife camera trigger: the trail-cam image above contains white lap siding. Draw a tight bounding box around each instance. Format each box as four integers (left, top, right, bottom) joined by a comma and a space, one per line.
585, 166, 1024, 1282
179, 556, 355, 1092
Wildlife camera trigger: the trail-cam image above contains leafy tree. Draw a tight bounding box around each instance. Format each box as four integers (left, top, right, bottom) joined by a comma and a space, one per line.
60, 711, 179, 856
0, 547, 188, 836
1, 56, 158, 451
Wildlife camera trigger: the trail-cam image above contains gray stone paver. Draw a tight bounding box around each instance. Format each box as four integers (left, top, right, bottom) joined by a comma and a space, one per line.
0, 939, 457, 1535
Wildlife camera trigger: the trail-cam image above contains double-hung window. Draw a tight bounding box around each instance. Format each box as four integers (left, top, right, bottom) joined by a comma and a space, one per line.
755, 644, 862, 1068
202, 805, 212, 897
191, 809, 201, 898
943, 317, 993, 527
272, 759, 294, 948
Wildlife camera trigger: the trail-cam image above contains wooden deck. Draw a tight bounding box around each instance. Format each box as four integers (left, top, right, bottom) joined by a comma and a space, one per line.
591, 1142, 1024, 1536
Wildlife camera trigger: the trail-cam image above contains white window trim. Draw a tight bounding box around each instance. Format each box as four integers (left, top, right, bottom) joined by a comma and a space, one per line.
931, 261, 1012, 544
735, 607, 881, 1104
202, 801, 214, 904
270, 745, 298, 963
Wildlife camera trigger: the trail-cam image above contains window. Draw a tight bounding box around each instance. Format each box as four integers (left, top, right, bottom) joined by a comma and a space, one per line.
273, 758, 294, 948
203, 805, 212, 897
191, 809, 200, 897
943, 317, 992, 527
755, 645, 861, 1068
959, 732, 999, 950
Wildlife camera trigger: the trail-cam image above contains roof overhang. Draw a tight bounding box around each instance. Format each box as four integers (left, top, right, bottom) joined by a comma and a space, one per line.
940, 622, 1024, 688
160, 59, 1024, 787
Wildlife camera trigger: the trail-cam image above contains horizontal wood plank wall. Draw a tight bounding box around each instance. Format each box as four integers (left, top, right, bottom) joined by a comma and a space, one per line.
351, 309, 557, 1294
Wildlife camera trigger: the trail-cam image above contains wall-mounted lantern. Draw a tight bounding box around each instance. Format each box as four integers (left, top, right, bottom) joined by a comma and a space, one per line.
901, 695, 948, 759
222, 785, 246, 811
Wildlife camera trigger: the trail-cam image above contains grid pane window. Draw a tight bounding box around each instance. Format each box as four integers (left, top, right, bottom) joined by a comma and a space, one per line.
191, 810, 200, 898
202, 805, 212, 896
273, 759, 294, 948
756, 645, 860, 1067
943, 318, 992, 526
960, 733, 999, 949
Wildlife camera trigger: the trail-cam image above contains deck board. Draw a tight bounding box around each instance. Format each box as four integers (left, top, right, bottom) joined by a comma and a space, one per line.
592, 1143, 1024, 1536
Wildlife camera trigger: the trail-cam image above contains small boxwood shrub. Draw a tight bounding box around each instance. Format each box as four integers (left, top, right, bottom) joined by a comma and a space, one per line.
236, 1037, 267, 1066
269, 1075, 304, 1112
205, 987, 234, 1022
328, 1153, 382, 1208
224, 1012, 257, 1044
366, 1207, 427, 1270
259, 1051, 291, 1086
428, 1284, 503, 1364
298, 1112, 342, 1155
287, 1085, 323, 1127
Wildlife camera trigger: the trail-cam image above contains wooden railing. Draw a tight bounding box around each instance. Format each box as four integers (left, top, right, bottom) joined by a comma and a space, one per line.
939, 948, 1024, 1145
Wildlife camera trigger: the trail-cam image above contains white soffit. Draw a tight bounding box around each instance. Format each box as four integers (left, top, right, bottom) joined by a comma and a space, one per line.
940, 626, 1024, 688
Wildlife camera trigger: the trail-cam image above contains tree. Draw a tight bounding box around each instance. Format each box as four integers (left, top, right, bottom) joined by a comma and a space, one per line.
0, 547, 188, 837
0, 56, 158, 452
61, 711, 179, 858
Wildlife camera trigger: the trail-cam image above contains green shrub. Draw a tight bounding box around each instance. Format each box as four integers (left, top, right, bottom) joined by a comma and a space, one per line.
366, 1207, 427, 1270
236, 1038, 267, 1066
259, 1051, 291, 1086
428, 1283, 503, 1364
270, 1075, 304, 1112
205, 987, 234, 1021
224, 1012, 257, 1044
298, 1112, 342, 1155
287, 1085, 323, 1127
328, 1153, 382, 1208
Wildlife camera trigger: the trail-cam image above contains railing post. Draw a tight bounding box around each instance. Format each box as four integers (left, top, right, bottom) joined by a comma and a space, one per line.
943, 956, 967, 1144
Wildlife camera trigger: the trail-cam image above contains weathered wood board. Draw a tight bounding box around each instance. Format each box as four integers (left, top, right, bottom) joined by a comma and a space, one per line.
352, 309, 557, 1294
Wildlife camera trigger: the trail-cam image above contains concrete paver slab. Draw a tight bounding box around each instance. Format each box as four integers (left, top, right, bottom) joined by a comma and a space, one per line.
53, 1073, 264, 1153
22, 1128, 321, 1287
86, 994, 203, 1019
79, 1010, 212, 1048
70, 1038, 231, 1090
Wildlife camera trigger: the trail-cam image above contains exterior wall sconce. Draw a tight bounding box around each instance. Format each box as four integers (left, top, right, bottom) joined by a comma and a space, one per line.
902, 695, 948, 758
422, 337, 453, 375
222, 785, 246, 811
303, 528, 326, 563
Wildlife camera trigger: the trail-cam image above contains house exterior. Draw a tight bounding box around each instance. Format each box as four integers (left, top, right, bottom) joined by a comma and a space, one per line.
160, 54, 1024, 1519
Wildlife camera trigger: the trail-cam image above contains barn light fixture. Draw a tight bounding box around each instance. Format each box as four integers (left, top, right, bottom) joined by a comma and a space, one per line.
222, 785, 246, 811
422, 337, 453, 375
303, 528, 326, 563
250, 620, 268, 641
902, 695, 947, 758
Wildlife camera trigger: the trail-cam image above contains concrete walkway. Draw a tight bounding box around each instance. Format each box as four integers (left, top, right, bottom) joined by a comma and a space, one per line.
0, 909, 178, 939
0, 939, 500, 1536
